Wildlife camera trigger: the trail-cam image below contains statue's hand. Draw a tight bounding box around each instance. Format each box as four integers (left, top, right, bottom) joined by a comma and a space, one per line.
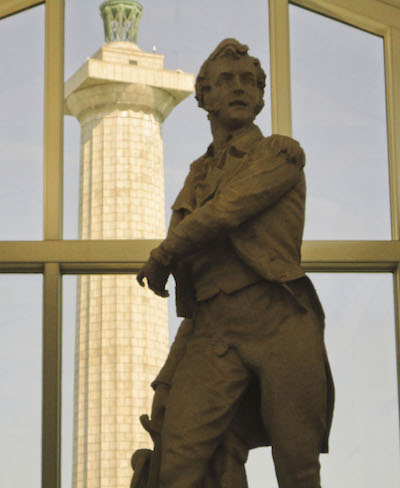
151, 383, 170, 429
137, 257, 170, 298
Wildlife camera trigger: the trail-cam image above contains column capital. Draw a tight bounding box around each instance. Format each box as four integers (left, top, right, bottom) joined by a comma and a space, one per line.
65, 82, 183, 124
64, 45, 194, 123
100, 0, 143, 43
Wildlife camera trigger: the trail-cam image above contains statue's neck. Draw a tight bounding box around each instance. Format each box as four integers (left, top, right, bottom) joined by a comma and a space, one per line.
209, 116, 252, 151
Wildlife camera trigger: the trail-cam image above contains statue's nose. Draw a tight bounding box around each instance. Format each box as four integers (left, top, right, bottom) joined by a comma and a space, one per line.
232, 77, 244, 94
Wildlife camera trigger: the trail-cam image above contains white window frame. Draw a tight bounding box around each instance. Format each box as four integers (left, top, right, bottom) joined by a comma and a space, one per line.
0, 1, 399, 486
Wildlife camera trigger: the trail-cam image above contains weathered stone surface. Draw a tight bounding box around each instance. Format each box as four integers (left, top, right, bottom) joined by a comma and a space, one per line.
133, 38, 334, 488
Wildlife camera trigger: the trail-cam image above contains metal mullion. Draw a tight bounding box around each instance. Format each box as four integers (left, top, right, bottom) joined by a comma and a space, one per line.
0, 0, 44, 19
385, 25, 400, 437
0, 264, 43, 273
42, 262, 62, 488
269, 0, 292, 136
291, 0, 396, 34
394, 266, 400, 438
43, 0, 64, 241
0, 240, 399, 268
42, 2, 64, 488
385, 27, 400, 240
0, 239, 161, 264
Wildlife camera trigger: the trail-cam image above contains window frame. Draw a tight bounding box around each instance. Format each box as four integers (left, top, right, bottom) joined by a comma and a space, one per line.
0, 1, 399, 487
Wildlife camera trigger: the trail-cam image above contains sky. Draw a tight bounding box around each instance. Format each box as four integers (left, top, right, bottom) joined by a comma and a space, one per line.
0, 1, 399, 487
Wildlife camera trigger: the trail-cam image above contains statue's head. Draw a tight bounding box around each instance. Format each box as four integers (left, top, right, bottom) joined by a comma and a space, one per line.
195, 39, 266, 130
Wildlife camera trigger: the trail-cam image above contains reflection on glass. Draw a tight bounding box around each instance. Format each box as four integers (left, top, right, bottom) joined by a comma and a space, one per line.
0, 275, 42, 487
290, 4, 391, 240
63, 0, 271, 238
0, 6, 44, 240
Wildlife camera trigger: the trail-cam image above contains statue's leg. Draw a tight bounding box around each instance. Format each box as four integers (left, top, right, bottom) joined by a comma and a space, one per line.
159, 340, 249, 488
258, 285, 328, 488
204, 430, 249, 488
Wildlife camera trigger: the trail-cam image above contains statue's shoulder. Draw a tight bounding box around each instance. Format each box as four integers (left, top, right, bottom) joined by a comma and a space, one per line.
256, 134, 305, 167
184, 153, 209, 183
259, 133, 302, 150
189, 154, 207, 171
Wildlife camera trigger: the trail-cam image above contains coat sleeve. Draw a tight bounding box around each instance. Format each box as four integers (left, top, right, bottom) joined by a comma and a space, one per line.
151, 319, 194, 389
151, 135, 305, 266
166, 162, 198, 318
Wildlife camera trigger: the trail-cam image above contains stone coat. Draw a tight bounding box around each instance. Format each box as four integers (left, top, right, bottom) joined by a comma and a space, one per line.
152, 124, 307, 316
151, 124, 334, 453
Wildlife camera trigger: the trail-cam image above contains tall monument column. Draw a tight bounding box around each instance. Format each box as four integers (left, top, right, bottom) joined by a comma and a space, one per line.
64, 2, 194, 487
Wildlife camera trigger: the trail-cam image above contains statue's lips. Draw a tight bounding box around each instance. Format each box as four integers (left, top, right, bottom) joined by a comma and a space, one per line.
229, 100, 248, 107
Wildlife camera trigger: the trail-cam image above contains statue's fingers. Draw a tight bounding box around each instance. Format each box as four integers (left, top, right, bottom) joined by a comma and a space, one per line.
151, 285, 169, 298
147, 279, 157, 293
136, 270, 145, 287
158, 288, 169, 298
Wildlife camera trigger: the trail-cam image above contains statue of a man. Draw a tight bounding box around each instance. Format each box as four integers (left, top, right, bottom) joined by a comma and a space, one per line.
134, 38, 334, 488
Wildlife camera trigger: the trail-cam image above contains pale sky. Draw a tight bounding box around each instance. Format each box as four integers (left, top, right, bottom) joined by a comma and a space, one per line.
0, 1, 399, 487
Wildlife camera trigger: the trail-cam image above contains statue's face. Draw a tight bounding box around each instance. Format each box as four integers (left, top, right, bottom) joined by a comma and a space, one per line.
205, 55, 261, 130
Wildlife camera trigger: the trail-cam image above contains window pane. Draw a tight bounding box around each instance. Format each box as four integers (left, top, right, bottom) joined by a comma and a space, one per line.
244, 273, 400, 487
63, 0, 271, 238
290, 4, 391, 240
62, 274, 169, 487
313, 273, 400, 487
0, 6, 44, 240
62, 275, 76, 488
0, 275, 42, 487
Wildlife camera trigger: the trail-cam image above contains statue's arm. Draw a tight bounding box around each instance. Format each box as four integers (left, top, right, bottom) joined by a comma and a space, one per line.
151, 135, 305, 266
136, 164, 197, 295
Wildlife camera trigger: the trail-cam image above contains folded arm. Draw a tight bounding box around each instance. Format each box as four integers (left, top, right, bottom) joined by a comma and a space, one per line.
151, 135, 305, 267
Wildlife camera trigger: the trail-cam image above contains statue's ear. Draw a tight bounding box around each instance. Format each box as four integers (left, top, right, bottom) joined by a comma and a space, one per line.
199, 86, 212, 112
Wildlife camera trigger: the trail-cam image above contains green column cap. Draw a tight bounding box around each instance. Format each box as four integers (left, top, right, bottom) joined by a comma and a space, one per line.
100, 0, 143, 43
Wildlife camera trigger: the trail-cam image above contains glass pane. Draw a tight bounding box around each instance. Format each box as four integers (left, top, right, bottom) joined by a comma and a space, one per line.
62, 274, 169, 487
314, 273, 399, 487
62, 275, 76, 488
290, 4, 391, 240
63, 0, 271, 238
0, 275, 42, 487
0, 6, 44, 240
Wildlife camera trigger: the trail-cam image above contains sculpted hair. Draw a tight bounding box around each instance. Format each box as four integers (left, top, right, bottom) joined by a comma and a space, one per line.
195, 38, 266, 115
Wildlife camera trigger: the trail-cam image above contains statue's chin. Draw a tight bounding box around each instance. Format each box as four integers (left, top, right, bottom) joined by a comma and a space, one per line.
208, 109, 255, 131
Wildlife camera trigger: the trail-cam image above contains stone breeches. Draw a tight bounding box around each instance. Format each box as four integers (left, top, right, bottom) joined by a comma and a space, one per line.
160, 279, 331, 488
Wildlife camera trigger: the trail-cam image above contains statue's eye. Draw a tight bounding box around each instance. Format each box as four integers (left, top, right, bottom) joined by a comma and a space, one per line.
217, 73, 232, 85
242, 74, 256, 86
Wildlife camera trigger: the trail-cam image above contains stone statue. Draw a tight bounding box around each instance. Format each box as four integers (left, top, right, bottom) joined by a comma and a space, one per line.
131, 38, 335, 488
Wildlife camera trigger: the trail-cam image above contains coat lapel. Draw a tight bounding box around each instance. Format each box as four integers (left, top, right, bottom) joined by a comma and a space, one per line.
193, 124, 264, 206
219, 125, 263, 187
195, 165, 224, 207
219, 147, 247, 186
